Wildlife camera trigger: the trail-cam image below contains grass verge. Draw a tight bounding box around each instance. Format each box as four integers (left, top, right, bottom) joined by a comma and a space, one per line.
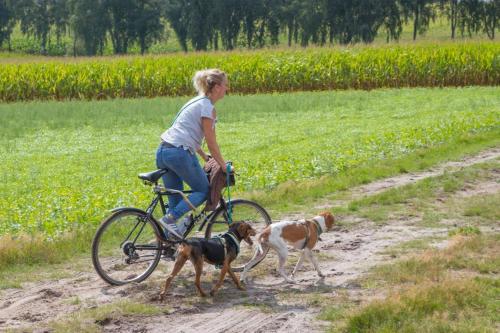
342, 156, 499, 227
322, 232, 499, 332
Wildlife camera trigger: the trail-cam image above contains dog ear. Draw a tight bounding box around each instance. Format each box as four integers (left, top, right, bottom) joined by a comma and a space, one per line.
236, 222, 248, 238
320, 211, 335, 229
237, 223, 255, 245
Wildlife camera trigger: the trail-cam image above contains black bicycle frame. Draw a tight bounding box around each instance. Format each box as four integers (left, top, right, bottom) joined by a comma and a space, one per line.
144, 189, 228, 238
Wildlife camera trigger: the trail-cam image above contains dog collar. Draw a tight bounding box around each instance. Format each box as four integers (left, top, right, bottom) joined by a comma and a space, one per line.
311, 218, 323, 236
225, 232, 240, 255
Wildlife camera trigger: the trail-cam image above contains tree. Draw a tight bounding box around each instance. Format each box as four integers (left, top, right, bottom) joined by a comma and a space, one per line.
164, 0, 189, 52
325, 0, 388, 44
13, 0, 52, 54
400, 0, 436, 40
279, 0, 301, 46
381, 0, 403, 42
441, 0, 460, 38
264, 0, 281, 45
481, 0, 498, 39
187, 0, 214, 51
214, 0, 242, 50
68, 0, 108, 56
241, 0, 263, 48
134, 0, 164, 54
0, 0, 15, 49
48, 0, 69, 45
457, 0, 483, 37
104, 0, 136, 54
295, 0, 325, 46
355, 0, 388, 43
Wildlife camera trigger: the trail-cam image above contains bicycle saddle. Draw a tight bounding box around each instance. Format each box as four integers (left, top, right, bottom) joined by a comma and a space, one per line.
138, 169, 168, 183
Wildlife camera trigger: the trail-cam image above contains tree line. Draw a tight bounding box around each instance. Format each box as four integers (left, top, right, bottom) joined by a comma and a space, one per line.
0, 0, 497, 56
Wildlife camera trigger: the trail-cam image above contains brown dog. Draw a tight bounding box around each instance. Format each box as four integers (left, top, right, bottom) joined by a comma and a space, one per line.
240, 211, 335, 283
159, 221, 256, 299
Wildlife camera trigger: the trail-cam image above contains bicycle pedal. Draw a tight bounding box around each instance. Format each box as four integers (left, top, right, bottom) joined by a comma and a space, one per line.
162, 248, 177, 261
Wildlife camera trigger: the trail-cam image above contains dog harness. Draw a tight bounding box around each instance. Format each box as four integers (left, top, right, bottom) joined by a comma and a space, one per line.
301, 217, 324, 250
216, 232, 240, 257
191, 231, 239, 266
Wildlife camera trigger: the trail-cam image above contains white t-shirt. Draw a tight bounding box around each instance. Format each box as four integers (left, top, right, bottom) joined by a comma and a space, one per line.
161, 96, 216, 153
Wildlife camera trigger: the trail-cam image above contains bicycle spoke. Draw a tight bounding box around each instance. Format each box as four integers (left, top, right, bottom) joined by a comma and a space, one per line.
206, 200, 271, 272
92, 210, 162, 285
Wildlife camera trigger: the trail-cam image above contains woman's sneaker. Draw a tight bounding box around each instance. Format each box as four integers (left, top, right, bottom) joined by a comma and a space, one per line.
159, 215, 183, 240
175, 215, 192, 236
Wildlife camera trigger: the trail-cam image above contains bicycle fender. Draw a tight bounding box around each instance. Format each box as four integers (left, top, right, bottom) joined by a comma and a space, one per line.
109, 207, 162, 233
110, 207, 148, 215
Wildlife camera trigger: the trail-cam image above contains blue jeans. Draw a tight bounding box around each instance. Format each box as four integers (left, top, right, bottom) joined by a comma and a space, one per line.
156, 145, 209, 220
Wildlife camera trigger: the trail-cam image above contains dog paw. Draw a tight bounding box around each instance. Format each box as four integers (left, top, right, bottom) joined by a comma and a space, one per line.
318, 272, 325, 278
209, 290, 216, 297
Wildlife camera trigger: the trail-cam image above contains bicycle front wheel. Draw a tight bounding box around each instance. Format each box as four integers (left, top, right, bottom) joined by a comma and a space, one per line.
92, 209, 162, 285
205, 199, 271, 272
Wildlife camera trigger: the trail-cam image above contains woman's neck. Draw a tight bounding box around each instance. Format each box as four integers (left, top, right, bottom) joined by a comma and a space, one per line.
207, 94, 217, 105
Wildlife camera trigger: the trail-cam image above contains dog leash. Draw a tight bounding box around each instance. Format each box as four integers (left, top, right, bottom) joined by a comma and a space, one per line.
225, 163, 233, 224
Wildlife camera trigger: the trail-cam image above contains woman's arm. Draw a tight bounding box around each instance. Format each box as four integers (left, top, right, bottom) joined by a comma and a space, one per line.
202, 117, 226, 169
196, 148, 210, 162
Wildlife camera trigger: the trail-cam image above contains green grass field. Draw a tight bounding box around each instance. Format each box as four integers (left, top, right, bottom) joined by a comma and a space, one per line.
0, 87, 499, 237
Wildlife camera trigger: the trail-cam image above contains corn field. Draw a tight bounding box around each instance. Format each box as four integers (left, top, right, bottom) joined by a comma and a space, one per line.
0, 43, 498, 102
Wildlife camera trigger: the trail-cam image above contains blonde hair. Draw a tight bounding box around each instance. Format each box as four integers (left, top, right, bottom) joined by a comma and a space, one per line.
192, 69, 227, 96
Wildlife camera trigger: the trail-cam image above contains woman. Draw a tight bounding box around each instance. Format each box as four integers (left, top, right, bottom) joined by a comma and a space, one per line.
156, 68, 229, 239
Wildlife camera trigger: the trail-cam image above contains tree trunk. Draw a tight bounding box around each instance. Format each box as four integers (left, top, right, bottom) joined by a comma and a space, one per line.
41, 35, 47, 55
293, 22, 299, 44
413, 5, 419, 41
451, 0, 457, 39
257, 21, 265, 47
140, 36, 146, 55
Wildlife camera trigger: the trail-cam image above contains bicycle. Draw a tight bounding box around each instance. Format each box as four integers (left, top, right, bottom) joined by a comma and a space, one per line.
91, 167, 272, 286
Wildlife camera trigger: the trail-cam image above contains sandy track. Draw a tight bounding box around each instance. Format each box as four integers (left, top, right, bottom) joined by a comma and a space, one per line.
0, 148, 498, 332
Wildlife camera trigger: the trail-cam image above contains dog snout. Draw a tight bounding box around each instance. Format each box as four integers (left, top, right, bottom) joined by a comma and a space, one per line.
244, 226, 256, 245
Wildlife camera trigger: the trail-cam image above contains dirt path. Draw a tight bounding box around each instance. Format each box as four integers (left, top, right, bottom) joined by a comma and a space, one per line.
1, 148, 498, 332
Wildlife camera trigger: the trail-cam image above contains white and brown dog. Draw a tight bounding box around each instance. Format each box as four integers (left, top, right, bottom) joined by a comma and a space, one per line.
240, 211, 335, 283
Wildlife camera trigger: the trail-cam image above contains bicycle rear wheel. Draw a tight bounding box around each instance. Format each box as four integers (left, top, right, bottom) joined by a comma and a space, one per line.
205, 199, 271, 272
92, 209, 162, 285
